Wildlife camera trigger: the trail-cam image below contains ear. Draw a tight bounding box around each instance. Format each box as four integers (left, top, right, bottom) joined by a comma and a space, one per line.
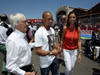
42, 19, 45, 23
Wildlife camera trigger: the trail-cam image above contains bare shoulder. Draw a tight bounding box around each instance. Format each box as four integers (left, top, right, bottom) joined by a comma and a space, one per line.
63, 25, 67, 31
64, 25, 67, 29
78, 27, 81, 31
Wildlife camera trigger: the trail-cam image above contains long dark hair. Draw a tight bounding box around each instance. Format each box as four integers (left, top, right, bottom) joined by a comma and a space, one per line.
67, 11, 78, 29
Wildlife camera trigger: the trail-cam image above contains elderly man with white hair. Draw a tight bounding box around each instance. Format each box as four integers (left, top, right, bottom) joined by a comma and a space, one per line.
6, 13, 36, 75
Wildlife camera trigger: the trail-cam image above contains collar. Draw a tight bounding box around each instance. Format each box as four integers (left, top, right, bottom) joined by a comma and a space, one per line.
42, 26, 51, 31
0, 21, 3, 25
42, 26, 53, 35
15, 29, 26, 38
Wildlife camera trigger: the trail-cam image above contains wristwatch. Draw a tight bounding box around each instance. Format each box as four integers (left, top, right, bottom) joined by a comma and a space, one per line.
78, 50, 82, 54
49, 51, 53, 55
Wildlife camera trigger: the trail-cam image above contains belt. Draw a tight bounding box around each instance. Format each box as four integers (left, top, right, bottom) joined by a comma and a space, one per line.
20, 64, 33, 72
10, 64, 37, 75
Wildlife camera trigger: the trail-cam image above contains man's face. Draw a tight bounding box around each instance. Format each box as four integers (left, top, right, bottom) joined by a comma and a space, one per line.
60, 15, 66, 24
43, 13, 53, 29
18, 20, 29, 33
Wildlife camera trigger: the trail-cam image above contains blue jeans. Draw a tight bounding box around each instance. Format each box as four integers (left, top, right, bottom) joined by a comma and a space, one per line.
40, 58, 59, 75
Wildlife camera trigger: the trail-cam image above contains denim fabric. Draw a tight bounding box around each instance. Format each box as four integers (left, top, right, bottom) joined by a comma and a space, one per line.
40, 58, 59, 75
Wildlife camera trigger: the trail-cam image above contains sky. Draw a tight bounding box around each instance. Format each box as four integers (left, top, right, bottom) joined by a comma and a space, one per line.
0, 0, 99, 19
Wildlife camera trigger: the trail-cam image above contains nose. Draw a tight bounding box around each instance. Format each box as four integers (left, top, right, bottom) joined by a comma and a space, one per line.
26, 22, 30, 26
50, 20, 52, 23
71, 17, 74, 20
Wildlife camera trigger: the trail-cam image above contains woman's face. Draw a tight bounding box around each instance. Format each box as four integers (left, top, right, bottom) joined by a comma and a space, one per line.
69, 13, 76, 25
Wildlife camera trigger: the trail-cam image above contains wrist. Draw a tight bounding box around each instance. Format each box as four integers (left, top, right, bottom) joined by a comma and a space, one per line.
49, 51, 53, 55
78, 50, 82, 54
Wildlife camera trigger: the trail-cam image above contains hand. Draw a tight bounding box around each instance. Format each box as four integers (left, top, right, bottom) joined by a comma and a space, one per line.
77, 54, 82, 64
53, 43, 61, 50
93, 56, 96, 60
29, 37, 35, 43
50, 49, 59, 56
25, 72, 36, 75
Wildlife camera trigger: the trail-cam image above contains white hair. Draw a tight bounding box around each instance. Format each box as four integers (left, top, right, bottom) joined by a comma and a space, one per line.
8, 13, 26, 29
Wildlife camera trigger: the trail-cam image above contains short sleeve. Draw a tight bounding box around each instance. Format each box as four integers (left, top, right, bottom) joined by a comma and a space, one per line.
34, 31, 43, 47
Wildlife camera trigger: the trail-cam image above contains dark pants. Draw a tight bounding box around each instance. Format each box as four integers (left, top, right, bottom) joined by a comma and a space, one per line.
10, 64, 34, 75
0, 44, 8, 75
40, 58, 59, 75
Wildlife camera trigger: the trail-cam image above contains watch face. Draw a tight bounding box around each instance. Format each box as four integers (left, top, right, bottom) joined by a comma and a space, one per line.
49, 52, 53, 55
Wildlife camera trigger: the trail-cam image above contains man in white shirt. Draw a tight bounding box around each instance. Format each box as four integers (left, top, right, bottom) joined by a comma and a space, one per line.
0, 24, 8, 44
0, 14, 9, 45
0, 16, 8, 75
34, 11, 61, 75
0, 14, 13, 75
6, 13, 36, 75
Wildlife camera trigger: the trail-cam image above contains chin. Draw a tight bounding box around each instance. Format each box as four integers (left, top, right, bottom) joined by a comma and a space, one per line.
22, 30, 27, 33
47, 27, 50, 30
25, 28, 28, 32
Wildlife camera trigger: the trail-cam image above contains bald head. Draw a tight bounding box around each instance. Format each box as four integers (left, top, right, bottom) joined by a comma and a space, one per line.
42, 11, 53, 30
42, 11, 52, 19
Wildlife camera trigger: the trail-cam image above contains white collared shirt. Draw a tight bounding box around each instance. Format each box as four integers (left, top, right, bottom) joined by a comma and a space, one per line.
34, 26, 55, 68
6, 29, 32, 75
0, 25, 7, 44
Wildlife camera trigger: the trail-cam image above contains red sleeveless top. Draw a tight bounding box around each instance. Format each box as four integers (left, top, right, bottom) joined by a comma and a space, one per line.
63, 27, 79, 50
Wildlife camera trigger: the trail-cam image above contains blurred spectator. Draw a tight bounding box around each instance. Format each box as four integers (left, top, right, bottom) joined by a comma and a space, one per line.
0, 14, 13, 75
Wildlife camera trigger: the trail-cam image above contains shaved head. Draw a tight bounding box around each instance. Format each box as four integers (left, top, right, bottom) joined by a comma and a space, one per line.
42, 11, 52, 19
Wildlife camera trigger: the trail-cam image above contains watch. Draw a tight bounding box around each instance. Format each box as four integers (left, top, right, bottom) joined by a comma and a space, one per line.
78, 50, 83, 54
49, 51, 53, 55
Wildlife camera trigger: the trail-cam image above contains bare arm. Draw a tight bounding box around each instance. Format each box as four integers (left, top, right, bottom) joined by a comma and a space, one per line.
78, 27, 82, 52
60, 25, 67, 51
35, 45, 61, 56
35, 47, 50, 56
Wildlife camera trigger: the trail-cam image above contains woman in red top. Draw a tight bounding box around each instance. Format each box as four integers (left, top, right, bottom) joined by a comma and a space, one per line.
62, 11, 82, 75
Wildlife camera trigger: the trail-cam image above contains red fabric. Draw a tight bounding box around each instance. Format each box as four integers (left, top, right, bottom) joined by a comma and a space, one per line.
63, 27, 79, 50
